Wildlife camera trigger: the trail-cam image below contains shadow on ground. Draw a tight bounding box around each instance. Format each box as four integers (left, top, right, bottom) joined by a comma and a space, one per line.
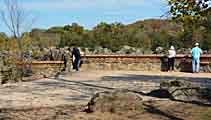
143, 103, 184, 120
101, 74, 211, 87
45, 76, 211, 107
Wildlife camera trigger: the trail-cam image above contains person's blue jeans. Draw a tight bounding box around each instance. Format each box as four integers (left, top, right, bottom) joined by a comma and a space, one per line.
192, 58, 200, 73
75, 59, 81, 71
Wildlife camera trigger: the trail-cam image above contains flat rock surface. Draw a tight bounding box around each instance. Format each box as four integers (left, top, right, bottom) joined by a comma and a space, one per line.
0, 71, 210, 109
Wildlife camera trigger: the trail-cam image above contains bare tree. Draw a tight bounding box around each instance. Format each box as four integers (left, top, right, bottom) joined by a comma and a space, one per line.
0, 0, 35, 79
0, 0, 34, 50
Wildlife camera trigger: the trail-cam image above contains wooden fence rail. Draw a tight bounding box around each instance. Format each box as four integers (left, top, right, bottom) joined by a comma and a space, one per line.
16, 54, 211, 65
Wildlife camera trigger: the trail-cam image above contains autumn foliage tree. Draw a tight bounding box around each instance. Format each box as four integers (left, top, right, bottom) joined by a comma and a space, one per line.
168, 0, 210, 47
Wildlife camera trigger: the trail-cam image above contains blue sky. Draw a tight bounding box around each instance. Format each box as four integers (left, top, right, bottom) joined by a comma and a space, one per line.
0, 0, 168, 34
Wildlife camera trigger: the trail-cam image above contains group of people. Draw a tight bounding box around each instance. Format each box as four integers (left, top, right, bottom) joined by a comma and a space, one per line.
60, 45, 82, 72
69, 43, 203, 73
167, 43, 203, 73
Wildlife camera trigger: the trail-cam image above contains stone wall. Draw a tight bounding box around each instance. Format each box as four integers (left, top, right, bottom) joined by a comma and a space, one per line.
12, 55, 211, 73
80, 55, 211, 72
16, 61, 65, 78
82, 57, 161, 71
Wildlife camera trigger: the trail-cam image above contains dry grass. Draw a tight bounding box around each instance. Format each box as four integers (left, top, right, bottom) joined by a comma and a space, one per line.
71, 100, 211, 120
0, 99, 210, 120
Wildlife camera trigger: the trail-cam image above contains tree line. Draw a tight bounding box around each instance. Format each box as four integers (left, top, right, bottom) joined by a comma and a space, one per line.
0, 17, 210, 54
1, 0, 211, 54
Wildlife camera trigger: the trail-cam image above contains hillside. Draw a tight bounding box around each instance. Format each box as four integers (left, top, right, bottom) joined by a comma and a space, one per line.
28, 19, 184, 53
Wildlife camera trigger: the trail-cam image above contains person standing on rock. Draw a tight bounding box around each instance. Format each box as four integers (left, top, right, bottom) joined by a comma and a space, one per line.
168, 46, 176, 72
72, 45, 81, 71
191, 43, 203, 73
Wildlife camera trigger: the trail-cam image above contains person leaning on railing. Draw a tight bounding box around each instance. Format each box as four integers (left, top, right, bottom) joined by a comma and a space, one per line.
191, 43, 203, 73
72, 46, 81, 71
168, 46, 176, 72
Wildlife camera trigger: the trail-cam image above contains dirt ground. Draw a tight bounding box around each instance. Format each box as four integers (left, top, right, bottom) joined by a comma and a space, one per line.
0, 71, 211, 120
1, 100, 211, 120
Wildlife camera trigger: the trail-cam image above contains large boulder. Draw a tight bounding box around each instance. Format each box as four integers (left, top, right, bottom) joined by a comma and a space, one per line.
160, 80, 211, 104
155, 46, 164, 54
93, 47, 103, 54
116, 45, 136, 54
177, 48, 191, 54
87, 90, 143, 114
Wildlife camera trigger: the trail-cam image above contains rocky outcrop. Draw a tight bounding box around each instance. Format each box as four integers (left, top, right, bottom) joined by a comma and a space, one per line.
87, 90, 143, 114
159, 80, 211, 104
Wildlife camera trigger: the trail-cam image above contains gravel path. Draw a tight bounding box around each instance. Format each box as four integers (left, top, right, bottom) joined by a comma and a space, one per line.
0, 71, 210, 109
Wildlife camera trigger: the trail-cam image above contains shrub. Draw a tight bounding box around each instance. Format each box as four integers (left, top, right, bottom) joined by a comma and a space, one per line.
0, 55, 22, 84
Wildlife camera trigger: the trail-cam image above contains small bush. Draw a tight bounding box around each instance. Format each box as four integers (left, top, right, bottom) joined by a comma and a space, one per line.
0, 56, 22, 84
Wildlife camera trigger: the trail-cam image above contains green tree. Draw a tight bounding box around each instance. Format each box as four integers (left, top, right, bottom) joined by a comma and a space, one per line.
168, 0, 209, 23
168, 0, 210, 48
0, 32, 8, 50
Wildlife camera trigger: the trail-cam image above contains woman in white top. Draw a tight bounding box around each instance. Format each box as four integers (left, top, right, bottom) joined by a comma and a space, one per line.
168, 46, 176, 71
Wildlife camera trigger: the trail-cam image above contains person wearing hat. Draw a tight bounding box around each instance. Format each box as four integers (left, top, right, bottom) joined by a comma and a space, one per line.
191, 43, 203, 73
168, 46, 176, 72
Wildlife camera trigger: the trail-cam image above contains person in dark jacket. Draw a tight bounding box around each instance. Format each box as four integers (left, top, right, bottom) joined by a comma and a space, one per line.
72, 47, 81, 71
